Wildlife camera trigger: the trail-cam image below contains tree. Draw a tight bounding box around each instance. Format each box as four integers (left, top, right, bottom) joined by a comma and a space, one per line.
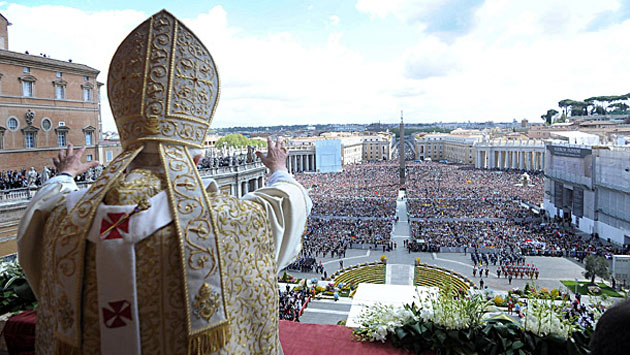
609, 102, 629, 113
540, 109, 558, 125
215, 133, 266, 148
583, 255, 611, 285
558, 99, 572, 117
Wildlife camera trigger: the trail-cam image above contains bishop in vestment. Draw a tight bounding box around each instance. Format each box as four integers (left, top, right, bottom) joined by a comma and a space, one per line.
17, 10, 311, 355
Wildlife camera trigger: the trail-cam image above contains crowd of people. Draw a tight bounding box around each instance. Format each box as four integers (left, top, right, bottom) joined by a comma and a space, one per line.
405, 163, 544, 205
292, 162, 400, 266
311, 197, 396, 218
297, 163, 400, 198
0, 169, 43, 189
407, 161, 626, 259
1, 166, 104, 190
407, 197, 528, 219
278, 286, 311, 321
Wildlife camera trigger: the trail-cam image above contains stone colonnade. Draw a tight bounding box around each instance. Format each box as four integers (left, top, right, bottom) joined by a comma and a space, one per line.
199, 162, 267, 197
474, 140, 545, 171
287, 151, 316, 173
239, 176, 264, 197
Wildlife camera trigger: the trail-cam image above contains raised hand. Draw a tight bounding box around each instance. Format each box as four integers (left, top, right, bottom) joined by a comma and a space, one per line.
52, 144, 100, 178
255, 136, 288, 174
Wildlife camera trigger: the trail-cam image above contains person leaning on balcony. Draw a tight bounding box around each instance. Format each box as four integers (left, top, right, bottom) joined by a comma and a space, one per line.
16, 10, 311, 355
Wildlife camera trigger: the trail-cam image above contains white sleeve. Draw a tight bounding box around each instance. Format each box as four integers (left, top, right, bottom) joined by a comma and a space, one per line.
242, 170, 312, 272
17, 175, 78, 298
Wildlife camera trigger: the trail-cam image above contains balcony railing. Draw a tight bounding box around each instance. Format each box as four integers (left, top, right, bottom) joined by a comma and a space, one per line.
0, 162, 266, 203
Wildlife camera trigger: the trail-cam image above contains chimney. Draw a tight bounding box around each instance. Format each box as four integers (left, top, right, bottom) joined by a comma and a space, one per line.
0, 14, 10, 50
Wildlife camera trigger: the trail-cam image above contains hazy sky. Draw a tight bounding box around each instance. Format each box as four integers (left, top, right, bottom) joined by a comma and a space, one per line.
3, 0, 630, 131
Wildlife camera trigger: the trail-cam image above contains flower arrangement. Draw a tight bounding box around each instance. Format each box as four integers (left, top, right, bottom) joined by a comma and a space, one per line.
1, 258, 37, 316
380, 255, 388, 263
587, 285, 601, 294
278, 271, 299, 283
353, 303, 416, 342
353, 285, 596, 354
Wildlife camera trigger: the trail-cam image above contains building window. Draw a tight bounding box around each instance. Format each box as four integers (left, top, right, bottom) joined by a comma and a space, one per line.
21, 125, 39, 148
58, 131, 66, 147
23, 66, 30, 73
19, 75, 37, 97
106, 151, 113, 162
56, 72, 62, 78
53, 79, 67, 100
23, 81, 33, 97
25, 131, 35, 148
56, 125, 70, 147
82, 126, 95, 146
84, 75, 89, 81
41, 117, 52, 131
0, 127, 5, 149
7, 117, 18, 131
55, 85, 65, 99
86, 154, 93, 161
82, 82, 94, 102
83, 88, 91, 102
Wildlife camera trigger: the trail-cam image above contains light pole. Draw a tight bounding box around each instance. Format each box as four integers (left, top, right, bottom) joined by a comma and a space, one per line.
574, 277, 578, 295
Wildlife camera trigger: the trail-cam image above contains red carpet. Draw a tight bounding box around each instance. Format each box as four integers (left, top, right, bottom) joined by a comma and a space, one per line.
4, 311, 433, 354
279, 320, 425, 355
2, 310, 36, 355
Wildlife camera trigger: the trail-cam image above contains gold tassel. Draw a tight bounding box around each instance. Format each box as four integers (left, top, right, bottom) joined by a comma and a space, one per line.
55, 339, 81, 355
188, 322, 231, 355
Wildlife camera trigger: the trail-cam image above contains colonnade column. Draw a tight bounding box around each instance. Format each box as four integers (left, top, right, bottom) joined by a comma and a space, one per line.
525, 151, 531, 171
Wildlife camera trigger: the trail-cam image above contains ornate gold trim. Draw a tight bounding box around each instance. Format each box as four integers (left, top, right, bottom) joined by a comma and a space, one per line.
124, 137, 204, 149
53, 146, 143, 347
158, 143, 230, 346
116, 113, 211, 127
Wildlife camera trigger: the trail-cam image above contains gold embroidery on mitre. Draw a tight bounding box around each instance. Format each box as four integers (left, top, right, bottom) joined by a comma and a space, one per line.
108, 9, 219, 150
192, 283, 220, 321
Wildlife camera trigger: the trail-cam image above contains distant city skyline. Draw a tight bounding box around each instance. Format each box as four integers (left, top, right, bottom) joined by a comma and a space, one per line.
3, 0, 630, 131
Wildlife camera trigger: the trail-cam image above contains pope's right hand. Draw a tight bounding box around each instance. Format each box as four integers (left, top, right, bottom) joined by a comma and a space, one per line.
52, 144, 100, 178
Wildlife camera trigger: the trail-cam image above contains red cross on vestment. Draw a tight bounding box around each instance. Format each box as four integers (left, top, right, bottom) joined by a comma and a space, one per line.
100, 213, 130, 240
102, 300, 132, 328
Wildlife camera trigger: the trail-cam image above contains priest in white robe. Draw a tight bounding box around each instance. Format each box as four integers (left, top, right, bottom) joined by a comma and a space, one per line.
17, 10, 311, 355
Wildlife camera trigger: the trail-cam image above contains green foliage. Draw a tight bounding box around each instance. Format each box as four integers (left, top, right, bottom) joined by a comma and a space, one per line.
583, 255, 611, 284
557, 93, 630, 117
0, 259, 37, 315
387, 317, 591, 355
540, 109, 558, 125
215, 134, 266, 149
560, 280, 621, 297
391, 127, 451, 137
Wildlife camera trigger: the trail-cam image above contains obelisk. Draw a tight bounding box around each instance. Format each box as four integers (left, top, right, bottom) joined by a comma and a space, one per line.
399, 110, 406, 186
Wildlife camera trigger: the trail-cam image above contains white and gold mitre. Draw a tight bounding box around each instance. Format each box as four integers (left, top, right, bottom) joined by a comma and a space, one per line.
108, 9, 219, 149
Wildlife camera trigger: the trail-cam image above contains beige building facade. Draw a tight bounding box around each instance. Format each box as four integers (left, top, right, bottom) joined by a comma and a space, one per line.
414, 133, 481, 164
0, 14, 101, 171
